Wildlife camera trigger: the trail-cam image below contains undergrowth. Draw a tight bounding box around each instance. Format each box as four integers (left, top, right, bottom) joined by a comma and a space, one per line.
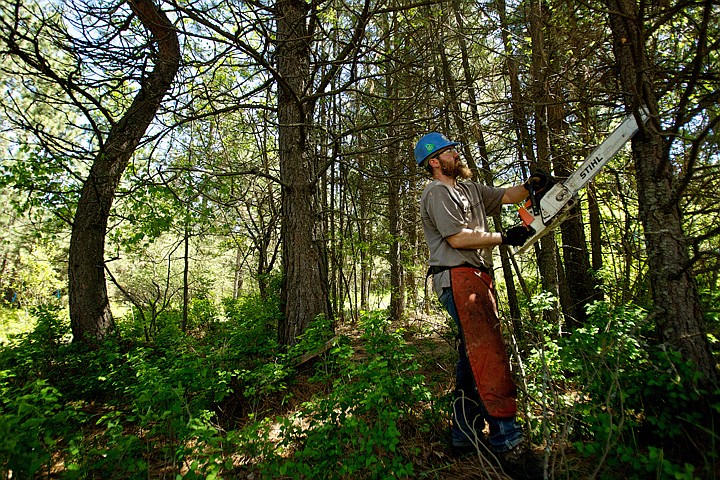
0, 295, 717, 479
523, 300, 719, 479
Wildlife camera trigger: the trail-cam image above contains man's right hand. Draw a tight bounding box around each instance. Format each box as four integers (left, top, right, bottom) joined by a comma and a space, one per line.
501, 225, 535, 246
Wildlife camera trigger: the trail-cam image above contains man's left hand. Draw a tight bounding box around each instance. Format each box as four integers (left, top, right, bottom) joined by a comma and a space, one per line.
501, 225, 535, 246
523, 169, 555, 192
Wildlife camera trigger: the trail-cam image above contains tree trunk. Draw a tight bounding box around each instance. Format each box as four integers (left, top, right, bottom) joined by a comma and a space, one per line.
359, 158, 371, 313
387, 136, 405, 321
386, 13, 405, 322
497, 0, 535, 168
388, 172, 404, 321
181, 225, 190, 332
276, 0, 332, 346
586, 182, 607, 301
233, 245, 243, 299
552, 101, 596, 326
68, 0, 179, 346
579, 107, 605, 295
558, 202, 595, 325
529, 0, 560, 325
496, 0, 535, 343
605, 0, 717, 388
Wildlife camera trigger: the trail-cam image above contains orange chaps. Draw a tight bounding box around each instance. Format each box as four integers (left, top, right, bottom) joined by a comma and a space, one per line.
450, 267, 517, 418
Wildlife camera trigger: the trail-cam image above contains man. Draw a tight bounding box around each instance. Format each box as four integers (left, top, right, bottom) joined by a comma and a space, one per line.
415, 132, 545, 480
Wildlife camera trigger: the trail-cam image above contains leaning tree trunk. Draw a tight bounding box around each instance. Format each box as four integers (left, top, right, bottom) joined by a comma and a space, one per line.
605, 0, 717, 388
276, 0, 332, 346
68, 0, 180, 346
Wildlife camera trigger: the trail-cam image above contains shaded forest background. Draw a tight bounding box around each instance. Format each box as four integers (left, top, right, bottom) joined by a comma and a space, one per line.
0, 0, 718, 477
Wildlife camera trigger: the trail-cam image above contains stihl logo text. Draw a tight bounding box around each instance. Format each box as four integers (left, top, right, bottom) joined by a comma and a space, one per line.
579, 156, 604, 180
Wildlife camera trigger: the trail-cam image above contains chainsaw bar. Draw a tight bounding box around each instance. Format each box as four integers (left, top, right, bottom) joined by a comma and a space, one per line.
514, 107, 649, 255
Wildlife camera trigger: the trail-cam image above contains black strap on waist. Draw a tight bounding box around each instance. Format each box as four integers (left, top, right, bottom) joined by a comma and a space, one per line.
427, 263, 490, 276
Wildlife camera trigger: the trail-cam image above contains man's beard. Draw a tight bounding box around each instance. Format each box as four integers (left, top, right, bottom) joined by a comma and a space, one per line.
441, 159, 473, 180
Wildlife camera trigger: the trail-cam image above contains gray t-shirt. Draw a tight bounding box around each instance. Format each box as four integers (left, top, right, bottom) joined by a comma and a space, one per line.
420, 179, 506, 294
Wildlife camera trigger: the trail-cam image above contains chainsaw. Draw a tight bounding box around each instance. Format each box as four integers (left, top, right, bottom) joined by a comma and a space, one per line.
515, 107, 650, 254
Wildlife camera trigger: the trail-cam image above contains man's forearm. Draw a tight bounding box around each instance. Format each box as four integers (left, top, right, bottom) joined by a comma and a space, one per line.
502, 184, 528, 204
446, 229, 503, 249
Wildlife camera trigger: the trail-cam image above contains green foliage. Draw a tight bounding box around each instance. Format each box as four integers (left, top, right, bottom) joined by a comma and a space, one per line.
0, 187, 67, 316
189, 296, 220, 330
0, 306, 35, 343
63, 411, 148, 480
257, 311, 430, 479
699, 287, 720, 348
0, 372, 82, 478
0, 304, 71, 384
528, 291, 559, 316
26, 304, 71, 350
526, 301, 717, 479
286, 314, 334, 359
216, 293, 281, 360
0, 296, 715, 479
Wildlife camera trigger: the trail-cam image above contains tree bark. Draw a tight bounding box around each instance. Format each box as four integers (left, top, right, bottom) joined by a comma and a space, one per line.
68, 0, 180, 345
385, 12, 405, 322
497, 0, 536, 168
605, 0, 717, 388
552, 102, 596, 325
181, 225, 190, 332
276, 0, 332, 346
388, 170, 404, 321
529, 0, 560, 325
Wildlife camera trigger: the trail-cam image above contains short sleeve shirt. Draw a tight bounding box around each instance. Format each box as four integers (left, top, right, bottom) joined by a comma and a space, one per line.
420, 179, 506, 294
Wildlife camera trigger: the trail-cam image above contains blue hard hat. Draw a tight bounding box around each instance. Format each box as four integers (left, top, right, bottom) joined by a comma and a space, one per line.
414, 132, 460, 166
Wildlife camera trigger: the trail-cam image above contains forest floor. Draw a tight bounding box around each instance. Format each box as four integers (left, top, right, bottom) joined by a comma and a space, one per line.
217, 314, 591, 480
3, 303, 717, 478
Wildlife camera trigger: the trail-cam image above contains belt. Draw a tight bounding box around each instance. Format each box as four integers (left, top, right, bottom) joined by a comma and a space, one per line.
427, 263, 490, 276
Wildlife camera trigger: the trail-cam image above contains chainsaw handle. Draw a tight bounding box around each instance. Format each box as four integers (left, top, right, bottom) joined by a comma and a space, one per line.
527, 184, 541, 216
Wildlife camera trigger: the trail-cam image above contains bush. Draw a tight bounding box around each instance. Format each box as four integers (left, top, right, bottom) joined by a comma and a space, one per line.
258, 311, 431, 479
0, 372, 83, 477
525, 301, 717, 479
0, 304, 72, 385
